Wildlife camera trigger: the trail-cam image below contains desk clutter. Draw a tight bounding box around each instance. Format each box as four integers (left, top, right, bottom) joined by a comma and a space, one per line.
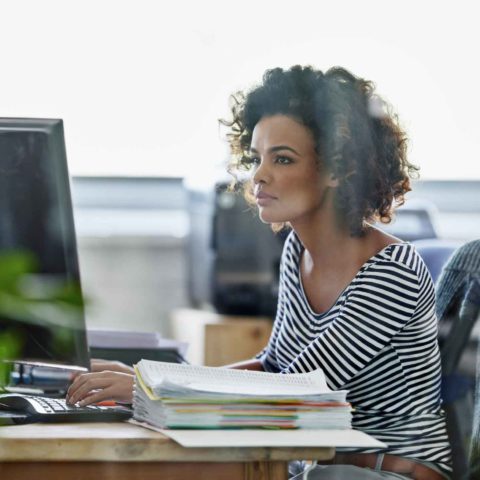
132, 359, 351, 430
88, 327, 189, 365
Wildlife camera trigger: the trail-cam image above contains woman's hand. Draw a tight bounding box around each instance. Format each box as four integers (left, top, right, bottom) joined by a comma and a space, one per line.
90, 358, 134, 375
66, 371, 134, 406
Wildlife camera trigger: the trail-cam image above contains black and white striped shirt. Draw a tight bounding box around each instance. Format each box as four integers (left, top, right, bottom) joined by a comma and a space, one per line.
258, 231, 452, 476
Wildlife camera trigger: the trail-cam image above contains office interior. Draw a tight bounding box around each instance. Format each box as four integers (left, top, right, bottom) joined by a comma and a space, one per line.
1, 2, 479, 478
7, 0, 468, 339
0, 0, 480, 376
74, 177, 480, 337
1, 0, 479, 403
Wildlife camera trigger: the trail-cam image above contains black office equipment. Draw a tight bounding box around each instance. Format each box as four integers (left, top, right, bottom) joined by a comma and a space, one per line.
0, 393, 132, 424
186, 181, 286, 317
0, 118, 90, 371
0, 118, 183, 422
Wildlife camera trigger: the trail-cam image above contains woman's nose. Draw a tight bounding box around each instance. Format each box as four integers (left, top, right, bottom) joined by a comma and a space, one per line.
252, 160, 270, 185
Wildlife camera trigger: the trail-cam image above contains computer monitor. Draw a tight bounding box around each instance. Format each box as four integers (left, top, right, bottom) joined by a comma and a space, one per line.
0, 118, 89, 371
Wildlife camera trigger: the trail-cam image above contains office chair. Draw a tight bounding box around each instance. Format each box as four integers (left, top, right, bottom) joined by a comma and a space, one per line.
435, 240, 480, 479
414, 238, 460, 285
469, 340, 480, 480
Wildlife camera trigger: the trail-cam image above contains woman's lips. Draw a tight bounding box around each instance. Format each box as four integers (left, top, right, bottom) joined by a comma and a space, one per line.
255, 191, 277, 206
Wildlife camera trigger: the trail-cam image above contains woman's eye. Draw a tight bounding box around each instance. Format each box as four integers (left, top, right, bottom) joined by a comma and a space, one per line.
276, 155, 293, 165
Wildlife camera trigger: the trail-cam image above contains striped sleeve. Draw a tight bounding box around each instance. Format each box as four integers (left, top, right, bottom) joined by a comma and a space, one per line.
281, 258, 421, 389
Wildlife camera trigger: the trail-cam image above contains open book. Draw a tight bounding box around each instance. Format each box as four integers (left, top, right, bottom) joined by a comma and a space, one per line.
133, 360, 351, 430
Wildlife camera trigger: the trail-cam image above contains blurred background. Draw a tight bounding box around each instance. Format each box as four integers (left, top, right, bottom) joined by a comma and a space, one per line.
1, 0, 478, 337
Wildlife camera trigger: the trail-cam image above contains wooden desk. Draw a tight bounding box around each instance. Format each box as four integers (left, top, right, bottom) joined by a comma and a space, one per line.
0, 422, 334, 480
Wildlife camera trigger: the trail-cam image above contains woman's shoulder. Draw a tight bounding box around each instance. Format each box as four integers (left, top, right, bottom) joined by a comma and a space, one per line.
369, 242, 430, 285
366, 228, 423, 271
383, 242, 422, 267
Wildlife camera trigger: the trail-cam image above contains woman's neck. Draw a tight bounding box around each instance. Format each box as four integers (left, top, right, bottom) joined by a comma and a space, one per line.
292, 215, 400, 276
290, 205, 356, 266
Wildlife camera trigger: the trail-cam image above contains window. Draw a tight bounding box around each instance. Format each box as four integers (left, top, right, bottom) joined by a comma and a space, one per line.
1, 1, 477, 180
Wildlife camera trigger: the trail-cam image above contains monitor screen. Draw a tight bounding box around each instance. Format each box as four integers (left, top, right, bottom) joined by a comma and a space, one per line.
0, 118, 89, 370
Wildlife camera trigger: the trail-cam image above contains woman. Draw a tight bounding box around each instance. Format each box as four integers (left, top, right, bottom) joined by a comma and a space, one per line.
67, 65, 451, 479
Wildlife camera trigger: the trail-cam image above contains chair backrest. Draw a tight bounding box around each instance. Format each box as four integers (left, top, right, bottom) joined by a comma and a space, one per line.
413, 238, 461, 285
470, 341, 480, 479
434, 239, 480, 479
436, 240, 480, 333
440, 279, 480, 375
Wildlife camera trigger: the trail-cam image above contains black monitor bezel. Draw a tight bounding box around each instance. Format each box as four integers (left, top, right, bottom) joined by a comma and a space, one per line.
0, 117, 90, 370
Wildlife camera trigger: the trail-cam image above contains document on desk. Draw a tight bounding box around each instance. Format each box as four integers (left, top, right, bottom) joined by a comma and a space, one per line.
133, 360, 351, 430
161, 428, 387, 449
136, 359, 345, 398
87, 328, 188, 357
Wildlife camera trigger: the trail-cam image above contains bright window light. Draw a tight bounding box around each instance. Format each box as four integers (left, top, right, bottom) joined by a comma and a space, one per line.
0, 0, 478, 180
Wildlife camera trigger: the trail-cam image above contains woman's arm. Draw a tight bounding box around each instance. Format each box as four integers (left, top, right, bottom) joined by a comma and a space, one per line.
223, 358, 264, 370
90, 358, 134, 374
281, 258, 422, 388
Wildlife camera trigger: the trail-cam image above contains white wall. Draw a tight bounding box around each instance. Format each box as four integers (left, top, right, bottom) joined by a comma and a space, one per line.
77, 236, 188, 336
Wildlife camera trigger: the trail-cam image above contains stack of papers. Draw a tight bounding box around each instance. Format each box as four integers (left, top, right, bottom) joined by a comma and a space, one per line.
87, 328, 188, 357
133, 360, 351, 430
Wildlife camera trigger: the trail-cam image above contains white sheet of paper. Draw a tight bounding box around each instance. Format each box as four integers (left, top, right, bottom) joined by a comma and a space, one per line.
159, 428, 386, 449
138, 360, 330, 392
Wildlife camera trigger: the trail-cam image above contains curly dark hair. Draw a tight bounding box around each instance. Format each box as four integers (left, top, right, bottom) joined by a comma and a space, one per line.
220, 65, 419, 236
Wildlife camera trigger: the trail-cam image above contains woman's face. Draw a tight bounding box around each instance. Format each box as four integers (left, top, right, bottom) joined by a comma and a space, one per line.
248, 114, 335, 226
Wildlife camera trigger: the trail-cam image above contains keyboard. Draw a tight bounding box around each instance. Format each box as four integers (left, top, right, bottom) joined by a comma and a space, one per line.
0, 393, 132, 424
